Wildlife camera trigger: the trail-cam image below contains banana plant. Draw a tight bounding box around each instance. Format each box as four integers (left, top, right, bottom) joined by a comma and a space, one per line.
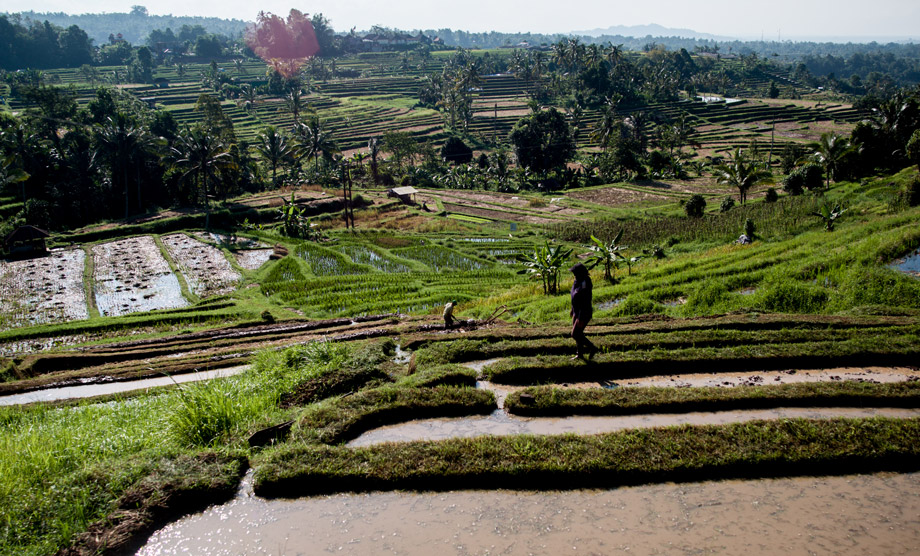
516, 241, 573, 294
584, 230, 626, 282
813, 202, 847, 231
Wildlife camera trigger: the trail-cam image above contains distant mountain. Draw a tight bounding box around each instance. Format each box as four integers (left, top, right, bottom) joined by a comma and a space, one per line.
573, 23, 731, 41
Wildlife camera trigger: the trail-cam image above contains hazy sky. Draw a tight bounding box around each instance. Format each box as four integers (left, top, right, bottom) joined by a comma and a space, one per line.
7, 0, 920, 39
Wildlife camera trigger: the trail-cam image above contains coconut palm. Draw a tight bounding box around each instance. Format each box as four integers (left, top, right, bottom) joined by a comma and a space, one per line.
254, 126, 295, 188
169, 127, 236, 230
810, 133, 854, 188
96, 115, 144, 219
367, 137, 381, 185
713, 148, 773, 205
295, 116, 336, 172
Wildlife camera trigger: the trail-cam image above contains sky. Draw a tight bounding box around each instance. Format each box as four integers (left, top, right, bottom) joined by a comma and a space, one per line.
6, 0, 920, 40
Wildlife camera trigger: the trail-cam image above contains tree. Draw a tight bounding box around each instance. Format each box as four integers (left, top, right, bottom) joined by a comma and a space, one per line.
516, 242, 573, 294
96, 115, 143, 219
254, 126, 294, 188
382, 131, 416, 174
367, 137, 381, 185
441, 136, 473, 164
169, 127, 236, 230
584, 231, 626, 283
810, 133, 855, 188
509, 108, 575, 175
712, 148, 772, 205
684, 194, 706, 217
295, 116, 336, 172
813, 202, 846, 231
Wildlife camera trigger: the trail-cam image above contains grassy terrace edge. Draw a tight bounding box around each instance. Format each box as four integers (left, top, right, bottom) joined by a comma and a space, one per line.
504, 381, 920, 415
252, 417, 920, 497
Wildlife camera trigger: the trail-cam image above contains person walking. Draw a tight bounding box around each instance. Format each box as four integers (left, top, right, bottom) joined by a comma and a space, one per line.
569, 263, 597, 359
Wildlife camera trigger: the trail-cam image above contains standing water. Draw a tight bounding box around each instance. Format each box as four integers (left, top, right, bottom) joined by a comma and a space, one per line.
138, 471, 920, 555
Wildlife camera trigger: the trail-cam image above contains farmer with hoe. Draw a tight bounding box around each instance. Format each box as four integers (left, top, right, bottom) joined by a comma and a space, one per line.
570, 263, 597, 359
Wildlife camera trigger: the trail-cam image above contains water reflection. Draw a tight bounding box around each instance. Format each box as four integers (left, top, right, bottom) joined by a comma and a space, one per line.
138, 471, 920, 555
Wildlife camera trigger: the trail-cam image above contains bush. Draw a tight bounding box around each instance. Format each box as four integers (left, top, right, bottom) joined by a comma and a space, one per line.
441, 137, 473, 164
612, 295, 663, 316
684, 194, 706, 217
784, 164, 823, 195
758, 281, 828, 313
720, 196, 736, 212
764, 187, 778, 203
743, 218, 756, 238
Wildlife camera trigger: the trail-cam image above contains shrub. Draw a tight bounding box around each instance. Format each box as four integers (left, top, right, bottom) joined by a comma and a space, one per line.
612, 295, 663, 316
743, 218, 756, 238
441, 137, 473, 164
764, 187, 778, 203
684, 194, 706, 218
784, 164, 823, 195
720, 196, 736, 212
758, 281, 828, 313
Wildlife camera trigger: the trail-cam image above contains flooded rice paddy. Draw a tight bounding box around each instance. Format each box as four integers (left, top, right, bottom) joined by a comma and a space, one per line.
0, 366, 248, 406
138, 470, 920, 555
93, 236, 188, 317
0, 248, 87, 330
161, 233, 241, 297
890, 247, 920, 277
348, 406, 920, 447
236, 249, 274, 270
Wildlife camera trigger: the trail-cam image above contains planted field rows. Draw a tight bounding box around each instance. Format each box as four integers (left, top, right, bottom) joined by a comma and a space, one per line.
161, 233, 241, 297
0, 249, 88, 330
92, 236, 189, 317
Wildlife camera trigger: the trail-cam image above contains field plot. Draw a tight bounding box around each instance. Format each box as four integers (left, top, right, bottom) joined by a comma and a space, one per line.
93, 236, 188, 317
0, 249, 88, 330
235, 249, 274, 270
162, 234, 241, 297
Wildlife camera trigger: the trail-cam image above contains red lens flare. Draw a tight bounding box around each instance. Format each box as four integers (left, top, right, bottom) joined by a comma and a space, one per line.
246, 10, 320, 78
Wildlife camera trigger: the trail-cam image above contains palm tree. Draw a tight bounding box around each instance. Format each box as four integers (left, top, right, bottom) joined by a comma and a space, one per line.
810, 133, 854, 188
286, 88, 306, 126
96, 115, 142, 219
169, 127, 236, 230
591, 107, 620, 152
713, 148, 772, 205
239, 84, 259, 112
295, 116, 336, 172
367, 137, 381, 185
254, 126, 294, 188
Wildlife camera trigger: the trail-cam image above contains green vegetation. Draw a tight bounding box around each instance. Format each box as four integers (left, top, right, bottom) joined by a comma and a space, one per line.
253, 418, 920, 496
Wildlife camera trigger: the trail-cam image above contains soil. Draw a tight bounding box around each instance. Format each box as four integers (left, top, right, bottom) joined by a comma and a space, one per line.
92, 236, 188, 317
0, 248, 88, 330
161, 233, 241, 298
566, 186, 673, 207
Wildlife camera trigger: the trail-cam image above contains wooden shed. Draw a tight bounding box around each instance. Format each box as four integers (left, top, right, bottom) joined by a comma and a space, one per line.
387, 186, 418, 205
4, 225, 50, 258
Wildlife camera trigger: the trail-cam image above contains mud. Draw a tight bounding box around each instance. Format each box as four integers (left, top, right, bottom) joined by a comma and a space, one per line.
138, 471, 920, 555
0, 248, 88, 330
347, 407, 920, 447
93, 236, 188, 316
618, 366, 920, 388
234, 249, 273, 270
161, 233, 241, 297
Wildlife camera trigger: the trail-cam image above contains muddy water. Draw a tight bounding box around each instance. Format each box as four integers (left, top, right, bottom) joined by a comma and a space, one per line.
0, 366, 248, 406
138, 471, 920, 555
617, 366, 920, 388
348, 407, 920, 447
161, 233, 240, 298
93, 236, 188, 316
0, 248, 88, 329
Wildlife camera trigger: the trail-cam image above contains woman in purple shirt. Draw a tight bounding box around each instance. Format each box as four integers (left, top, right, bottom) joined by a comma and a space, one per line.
569, 263, 597, 359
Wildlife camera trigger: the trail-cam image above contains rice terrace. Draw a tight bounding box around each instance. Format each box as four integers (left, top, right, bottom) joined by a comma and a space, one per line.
1, 3, 920, 555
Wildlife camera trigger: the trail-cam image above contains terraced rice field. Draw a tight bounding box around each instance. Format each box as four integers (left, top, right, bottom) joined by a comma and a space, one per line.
161, 233, 241, 298
92, 236, 188, 317
0, 249, 87, 330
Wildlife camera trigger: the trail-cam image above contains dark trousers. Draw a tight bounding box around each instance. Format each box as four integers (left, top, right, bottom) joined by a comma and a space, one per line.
572, 318, 596, 356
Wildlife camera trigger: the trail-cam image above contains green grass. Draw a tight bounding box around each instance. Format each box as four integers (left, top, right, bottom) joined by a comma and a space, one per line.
252, 417, 920, 497
504, 381, 920, 415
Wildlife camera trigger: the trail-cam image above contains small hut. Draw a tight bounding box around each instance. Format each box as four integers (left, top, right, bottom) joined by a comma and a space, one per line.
4, 225, 50, 258
387, 186, 418, 205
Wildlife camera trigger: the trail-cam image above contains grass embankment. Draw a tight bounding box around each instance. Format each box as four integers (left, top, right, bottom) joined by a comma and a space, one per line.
504, 381, 920, 415
253, 418, 920, 497
404, 314, 920, 384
